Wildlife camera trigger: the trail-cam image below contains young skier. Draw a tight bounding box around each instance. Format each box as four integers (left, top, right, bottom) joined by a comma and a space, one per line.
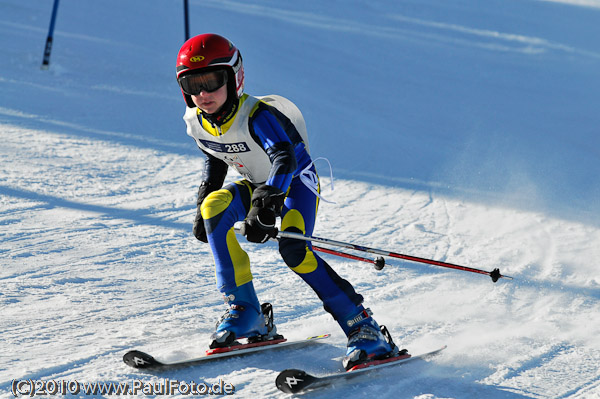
176, 33, 400, 369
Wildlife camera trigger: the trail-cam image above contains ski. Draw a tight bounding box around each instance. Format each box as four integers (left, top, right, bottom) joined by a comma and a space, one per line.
275, 345, 447, 394
123, 333, 331, 370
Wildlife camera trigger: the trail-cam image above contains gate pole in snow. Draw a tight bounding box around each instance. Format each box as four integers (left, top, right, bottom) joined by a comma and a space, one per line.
41, 0, 60, 69
183, 0, 190, 40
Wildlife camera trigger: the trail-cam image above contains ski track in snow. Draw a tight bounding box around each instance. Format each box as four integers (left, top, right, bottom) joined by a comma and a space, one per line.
2, 0, 600, 398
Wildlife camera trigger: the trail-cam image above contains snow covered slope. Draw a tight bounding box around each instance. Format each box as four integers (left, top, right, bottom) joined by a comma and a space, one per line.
1, 1, 599, 398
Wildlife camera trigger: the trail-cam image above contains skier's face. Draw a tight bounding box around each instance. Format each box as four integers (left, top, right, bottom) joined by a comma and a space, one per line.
190, 76, 229, 115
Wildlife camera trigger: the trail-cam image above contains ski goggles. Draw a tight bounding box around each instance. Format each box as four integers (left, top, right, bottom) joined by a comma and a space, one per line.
178, 69, 228, 96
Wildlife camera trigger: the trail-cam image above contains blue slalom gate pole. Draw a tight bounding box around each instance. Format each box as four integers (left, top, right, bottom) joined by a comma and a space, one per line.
41, 0, 60, 69
183, 0, 190, 40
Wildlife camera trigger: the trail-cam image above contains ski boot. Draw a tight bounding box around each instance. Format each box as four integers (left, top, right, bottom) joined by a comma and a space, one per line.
340, 307, 406, 370
209, 281, 282, 349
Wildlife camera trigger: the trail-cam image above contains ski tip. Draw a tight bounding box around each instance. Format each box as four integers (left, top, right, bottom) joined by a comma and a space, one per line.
123, 350, 163, 369
276, 369, 316, 394
423, 345, 448, 359
306, 333, 331, 340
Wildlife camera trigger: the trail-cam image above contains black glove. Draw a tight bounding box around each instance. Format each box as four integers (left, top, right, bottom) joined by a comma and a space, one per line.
192, 181, 219, 243
241, 185, 285, 243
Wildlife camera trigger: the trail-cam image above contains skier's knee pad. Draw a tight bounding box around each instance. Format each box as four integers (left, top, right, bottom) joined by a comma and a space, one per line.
279, 229, 318, 274
279, 209, 318, 274
201, 188, 237, 235
201, 189, 234, 220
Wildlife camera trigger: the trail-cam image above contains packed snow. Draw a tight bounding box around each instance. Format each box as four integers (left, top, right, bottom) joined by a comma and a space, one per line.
1, 0, 599, 398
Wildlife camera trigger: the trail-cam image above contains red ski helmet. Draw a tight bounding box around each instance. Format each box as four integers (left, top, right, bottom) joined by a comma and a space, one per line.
176, 33, 244, 108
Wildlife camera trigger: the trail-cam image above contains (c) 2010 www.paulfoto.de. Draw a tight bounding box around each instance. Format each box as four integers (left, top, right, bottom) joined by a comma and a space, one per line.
11, 378, 236, 396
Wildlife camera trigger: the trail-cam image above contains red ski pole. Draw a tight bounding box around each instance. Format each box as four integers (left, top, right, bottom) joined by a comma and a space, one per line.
313, 245, 386, 270
276, 230, 512, 283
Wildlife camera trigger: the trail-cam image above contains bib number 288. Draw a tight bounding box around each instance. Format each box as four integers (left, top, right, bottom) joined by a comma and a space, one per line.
225, 143, 248, 153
